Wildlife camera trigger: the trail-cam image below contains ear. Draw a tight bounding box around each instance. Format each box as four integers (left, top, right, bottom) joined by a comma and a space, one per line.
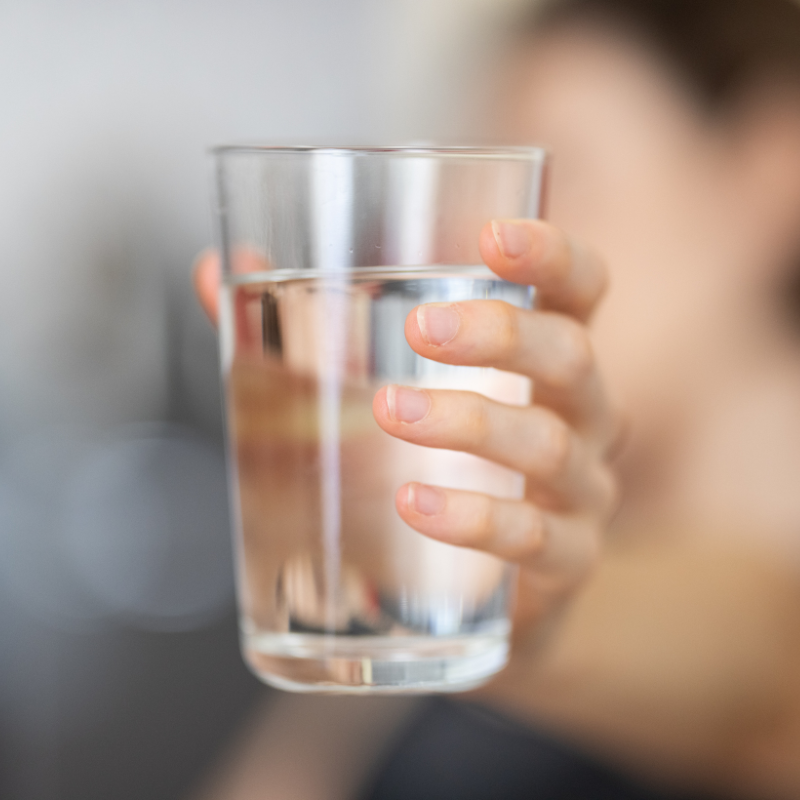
732, 86, 800, 271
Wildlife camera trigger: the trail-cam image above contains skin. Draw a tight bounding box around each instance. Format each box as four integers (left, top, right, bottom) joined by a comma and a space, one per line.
192, 24, 800, 800
195, 218, 619, 629
483, 27, 800, 799
498, 28, 800, 505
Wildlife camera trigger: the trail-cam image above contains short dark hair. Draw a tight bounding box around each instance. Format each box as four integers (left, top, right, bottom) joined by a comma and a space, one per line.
521, 0, 800, 114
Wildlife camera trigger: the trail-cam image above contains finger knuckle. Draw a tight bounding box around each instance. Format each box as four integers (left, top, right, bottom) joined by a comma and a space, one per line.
493, 302, 521, 359
562, 521, 604, 587
464, 395, 492, 449
520, 505, 546, 557
533, 415, 573, 480
551, 320, 594, 389
468, 496, 495, 546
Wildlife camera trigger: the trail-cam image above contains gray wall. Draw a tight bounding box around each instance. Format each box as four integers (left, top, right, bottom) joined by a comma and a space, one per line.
0, 1, 523, 797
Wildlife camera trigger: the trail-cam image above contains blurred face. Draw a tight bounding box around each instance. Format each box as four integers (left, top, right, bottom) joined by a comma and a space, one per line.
500, 28, 766, 447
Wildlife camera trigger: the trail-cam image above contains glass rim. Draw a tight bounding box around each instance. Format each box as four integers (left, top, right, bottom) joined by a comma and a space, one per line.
212, 144, 548, 161
225, 264, 500, 285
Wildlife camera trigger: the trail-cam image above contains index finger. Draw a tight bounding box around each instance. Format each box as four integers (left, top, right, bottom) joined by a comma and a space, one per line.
479, 219, 607, 321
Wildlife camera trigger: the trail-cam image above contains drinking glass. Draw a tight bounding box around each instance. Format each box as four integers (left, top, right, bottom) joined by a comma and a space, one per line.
214, 146, 547, 692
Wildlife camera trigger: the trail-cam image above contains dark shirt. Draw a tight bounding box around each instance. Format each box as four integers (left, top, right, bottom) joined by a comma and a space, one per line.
360, 697, 714, 800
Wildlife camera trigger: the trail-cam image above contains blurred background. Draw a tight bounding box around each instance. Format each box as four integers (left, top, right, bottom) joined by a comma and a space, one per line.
0, 1, 527, 797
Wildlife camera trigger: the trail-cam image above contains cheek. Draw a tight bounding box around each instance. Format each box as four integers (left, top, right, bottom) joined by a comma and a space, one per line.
587, 225, 725, 443
509, 55, 737, 423
591, 278, 685, 405
561, 182, 720, 434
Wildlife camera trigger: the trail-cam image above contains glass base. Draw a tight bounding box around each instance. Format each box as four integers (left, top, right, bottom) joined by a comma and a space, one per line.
243, 631, 509, 694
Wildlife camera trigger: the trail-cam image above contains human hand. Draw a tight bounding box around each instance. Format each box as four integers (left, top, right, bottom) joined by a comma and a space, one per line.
369, 220, 619, 634
193, 220, 619, 639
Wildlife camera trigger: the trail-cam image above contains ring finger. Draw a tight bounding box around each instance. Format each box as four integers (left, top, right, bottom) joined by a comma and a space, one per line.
396, 483, 601, 583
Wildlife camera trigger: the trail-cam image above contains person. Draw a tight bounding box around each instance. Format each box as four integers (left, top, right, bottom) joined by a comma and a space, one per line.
191, 0, 800, 797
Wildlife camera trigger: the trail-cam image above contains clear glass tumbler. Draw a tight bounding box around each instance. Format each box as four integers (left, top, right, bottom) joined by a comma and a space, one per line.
214, 146, 548, 692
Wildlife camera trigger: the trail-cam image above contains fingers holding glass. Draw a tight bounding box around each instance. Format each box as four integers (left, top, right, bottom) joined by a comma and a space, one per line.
479, 219, 608, 321
404, 300, 617, 446
372, 385, 614, 513
376, 221, 619, 599
395, 483, 603, 587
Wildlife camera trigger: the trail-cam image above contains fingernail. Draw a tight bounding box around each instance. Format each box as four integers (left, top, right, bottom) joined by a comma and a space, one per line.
417, 304, 460, 346
386, 385, 431, 423
408, 483, 446, 516
492, 220, 533, 259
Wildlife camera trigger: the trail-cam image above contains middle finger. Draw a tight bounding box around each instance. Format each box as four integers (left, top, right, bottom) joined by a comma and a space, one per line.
372, 385, 606, 511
